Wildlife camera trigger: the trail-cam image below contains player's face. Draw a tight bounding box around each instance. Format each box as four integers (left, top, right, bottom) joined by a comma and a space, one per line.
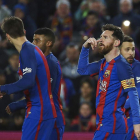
33, 34, 47, 53
98, 30, 114, 55
120, 42, 135, 64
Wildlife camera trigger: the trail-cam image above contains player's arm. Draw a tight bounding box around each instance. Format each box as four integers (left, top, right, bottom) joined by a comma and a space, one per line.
6, 99, 27, 115
124, 87, 140, 109
0, 47, 37, 95
124, 64, 140, 109
77, 47, 102, 76
77, 37, 102, 76
116, 60, 140, 125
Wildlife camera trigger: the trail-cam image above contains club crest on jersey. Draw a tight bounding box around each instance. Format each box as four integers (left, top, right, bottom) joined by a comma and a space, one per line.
104, 70, 110, 78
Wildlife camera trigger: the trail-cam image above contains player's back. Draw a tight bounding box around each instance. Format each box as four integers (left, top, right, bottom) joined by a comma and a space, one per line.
19, 41, 57, 120
46, 53, 65, 127
96, 55, 135, 134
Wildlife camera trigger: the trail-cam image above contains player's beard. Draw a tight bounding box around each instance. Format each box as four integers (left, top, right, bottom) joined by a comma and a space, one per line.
126, 56, 134, 64
40, 44, 47, 53
98, 42, 113, 55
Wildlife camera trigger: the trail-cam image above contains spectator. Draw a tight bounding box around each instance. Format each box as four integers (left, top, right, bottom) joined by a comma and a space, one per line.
13, 3, 37, 42
0, 0, 11, 25
112, 0, 140, 30
88, 0, 109, 24
61, 43, 84, 92
60, 77, 76, 113
51, 0, 73, 49
133, 0, 140, 15
70, 102, 96, 132
18, 0, 38, 21
80, 10, 102, 39
4, 52, 19, 84
75, 1, 89, 21
69, 78, 96, 119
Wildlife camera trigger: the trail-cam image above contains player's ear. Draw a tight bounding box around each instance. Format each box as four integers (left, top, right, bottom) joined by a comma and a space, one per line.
6, 33, 11, 41
46, 41, 52, 47
114, 40, 120, 47
24, 29, 26, 35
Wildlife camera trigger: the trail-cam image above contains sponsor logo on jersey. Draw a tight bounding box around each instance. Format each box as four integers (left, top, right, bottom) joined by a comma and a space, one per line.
99, 78, 107, 92
50, 78, 53, 83
104, 70, 110, 78
136, 77, 140, 83
23, 67, 32, 75
121, 78, 135, 89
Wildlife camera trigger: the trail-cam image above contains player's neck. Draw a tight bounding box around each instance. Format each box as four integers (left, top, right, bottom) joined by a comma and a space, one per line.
104, 47, 120, 62
13, 36, 28, 53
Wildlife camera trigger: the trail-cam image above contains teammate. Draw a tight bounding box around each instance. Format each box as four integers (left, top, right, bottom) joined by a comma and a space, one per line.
0, 17, 57, 140
77, 24, 140, 140
120, 35, 140, 140
5, 28, 65, 140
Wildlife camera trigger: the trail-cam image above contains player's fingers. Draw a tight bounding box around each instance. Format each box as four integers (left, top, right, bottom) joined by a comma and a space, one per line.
89, 38, 95, 50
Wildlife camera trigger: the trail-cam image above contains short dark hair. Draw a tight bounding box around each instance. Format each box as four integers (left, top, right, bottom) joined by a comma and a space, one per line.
34, 28, 55, 48
87, 10, 98, 18
102, 24, 124, 47
1, 16, 25, 38
123, 35, 134, 42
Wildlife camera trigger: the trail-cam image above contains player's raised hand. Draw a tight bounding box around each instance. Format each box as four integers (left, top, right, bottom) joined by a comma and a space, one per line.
5, 105, 12, 115
133, 124, 140, 140
83, 37, 100, 50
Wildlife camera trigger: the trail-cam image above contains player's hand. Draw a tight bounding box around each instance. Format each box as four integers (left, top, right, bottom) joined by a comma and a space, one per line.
133, 124, 140, 140
83, 37, 100, 50
5, 105, 12, 115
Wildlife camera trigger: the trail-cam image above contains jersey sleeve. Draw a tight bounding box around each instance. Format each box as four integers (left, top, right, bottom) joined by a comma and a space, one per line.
116, 59, 140, 124
133, 63, 140, 88
0, 46, 37, 94
116, 59, 135, 92
77, 47, 102, 76
9, 99, 27, 113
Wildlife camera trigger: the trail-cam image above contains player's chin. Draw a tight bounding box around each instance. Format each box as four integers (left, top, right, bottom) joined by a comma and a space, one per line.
127, 59, 134, 64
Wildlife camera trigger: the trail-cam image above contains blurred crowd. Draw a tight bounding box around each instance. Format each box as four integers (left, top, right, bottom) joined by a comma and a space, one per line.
0, 0, 140, 132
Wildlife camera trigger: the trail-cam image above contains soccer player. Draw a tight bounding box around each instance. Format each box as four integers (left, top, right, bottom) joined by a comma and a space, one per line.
120, 35, 140, 140
5, 28, 65, 140
0, 17, 57, 140
77, 24, 140, 140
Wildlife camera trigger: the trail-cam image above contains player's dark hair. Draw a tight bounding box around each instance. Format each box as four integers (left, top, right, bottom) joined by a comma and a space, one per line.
34, 28, 55, 48
80, 77, 93, 88
123, 35, 134, 42
1, 16, 25, 38
87, 10, 98, 18
102, 24, 124, 47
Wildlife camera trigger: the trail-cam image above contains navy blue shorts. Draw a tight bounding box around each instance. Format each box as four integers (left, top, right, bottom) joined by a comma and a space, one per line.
49, 125, 65, 140
21, 118, 56, 140
93, 130, 127, 140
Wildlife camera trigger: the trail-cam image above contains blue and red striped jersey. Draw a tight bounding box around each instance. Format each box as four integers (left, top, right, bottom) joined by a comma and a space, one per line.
78, 47, 140, 134
46, 53, 65, 127
1, 41, 57, 120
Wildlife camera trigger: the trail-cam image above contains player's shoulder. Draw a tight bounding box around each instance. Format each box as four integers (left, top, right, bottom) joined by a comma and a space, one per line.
132, 59, 140, 71
115, 55, 130, 68
47, 53, 60, 69
22, 41, 35, 51
133, 59, 140, 67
